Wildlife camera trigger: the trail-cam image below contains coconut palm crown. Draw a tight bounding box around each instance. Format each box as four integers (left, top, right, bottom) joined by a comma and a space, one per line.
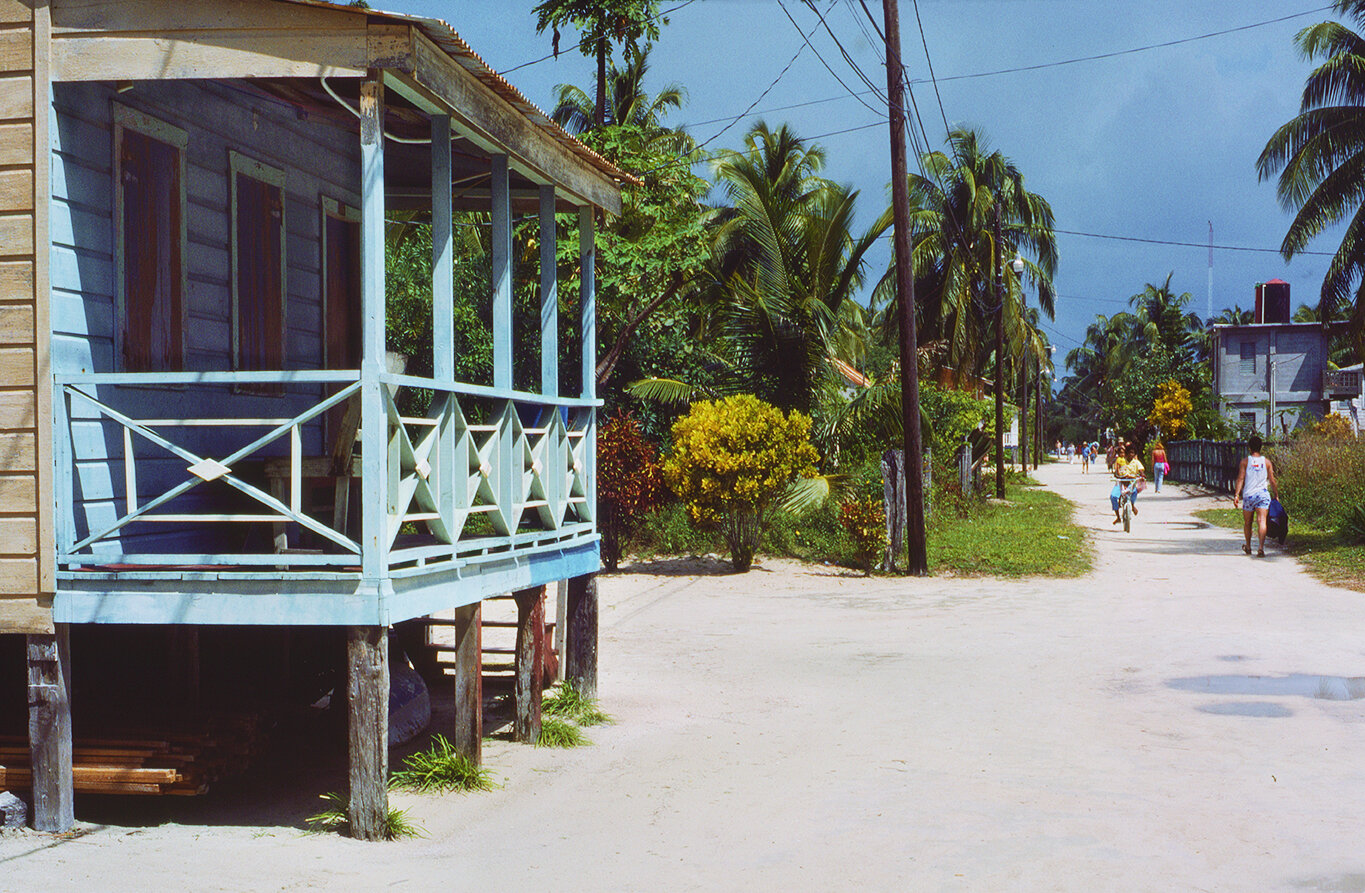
1258, 0, 1365, 343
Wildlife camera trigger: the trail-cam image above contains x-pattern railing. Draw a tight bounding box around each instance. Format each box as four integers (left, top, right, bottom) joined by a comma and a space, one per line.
55, 371, 596, 572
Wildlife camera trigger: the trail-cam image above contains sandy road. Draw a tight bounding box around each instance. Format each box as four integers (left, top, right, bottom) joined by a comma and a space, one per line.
3, 463, 1365, 892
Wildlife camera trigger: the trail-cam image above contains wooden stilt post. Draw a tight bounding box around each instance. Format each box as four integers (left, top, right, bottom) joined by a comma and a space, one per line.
565, 573, 598, 701
513, 586, 545, 744
346, 626, 388, 841
452, 603, 482, 763
27, 626, 73, 832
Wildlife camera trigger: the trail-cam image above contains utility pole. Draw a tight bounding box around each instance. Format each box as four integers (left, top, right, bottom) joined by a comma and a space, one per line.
1021, 355, 1029, 471
993, 204, 1005, 499
882, 0, 927, 576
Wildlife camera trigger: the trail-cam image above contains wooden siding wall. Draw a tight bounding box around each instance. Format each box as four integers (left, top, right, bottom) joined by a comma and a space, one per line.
51, 79, 360, 557
0, 1, 49, 634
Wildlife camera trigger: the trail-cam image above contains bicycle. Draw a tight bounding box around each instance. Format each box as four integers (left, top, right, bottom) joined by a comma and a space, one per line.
1113, 476, 1137, 532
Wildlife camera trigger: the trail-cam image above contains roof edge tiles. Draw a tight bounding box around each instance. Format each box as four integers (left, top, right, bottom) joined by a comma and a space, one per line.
278, 0, 640, 191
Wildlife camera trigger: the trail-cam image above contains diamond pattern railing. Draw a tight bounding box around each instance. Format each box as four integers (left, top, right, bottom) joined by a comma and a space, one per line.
53, 371, 597, 573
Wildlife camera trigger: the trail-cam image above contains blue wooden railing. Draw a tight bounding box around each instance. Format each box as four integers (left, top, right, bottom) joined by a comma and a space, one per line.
53, 370, 597, 574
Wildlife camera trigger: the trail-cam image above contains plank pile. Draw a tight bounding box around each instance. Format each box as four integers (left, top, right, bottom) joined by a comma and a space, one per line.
0, 715, 265, 796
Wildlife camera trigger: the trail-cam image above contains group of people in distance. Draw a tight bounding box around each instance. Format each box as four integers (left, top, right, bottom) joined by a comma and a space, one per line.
1077, 434, 1279, 556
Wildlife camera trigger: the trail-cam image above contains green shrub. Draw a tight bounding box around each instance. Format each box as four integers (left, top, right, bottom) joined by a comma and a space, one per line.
662, 395, 820, 571
537, 717, 590, 748
631, 501, 723, 559
543, 681, 612, 726
839, 496, 886, 574
306, 792, 425, 840
1272, 435, 1365, 532
390, 735, 496, 793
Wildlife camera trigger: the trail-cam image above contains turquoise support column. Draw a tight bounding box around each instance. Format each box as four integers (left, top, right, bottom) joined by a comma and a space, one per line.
359, 74, 387, 582
432, 115, 455, 528
540, 184, 558, 397
580, 206, 596, 525
491, 155, 512, 391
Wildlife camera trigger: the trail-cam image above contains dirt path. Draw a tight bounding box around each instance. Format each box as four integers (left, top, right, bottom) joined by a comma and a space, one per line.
4, 464, 1365, 891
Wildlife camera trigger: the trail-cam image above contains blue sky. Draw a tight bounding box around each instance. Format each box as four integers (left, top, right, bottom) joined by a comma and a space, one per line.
396, 0, 1343, 380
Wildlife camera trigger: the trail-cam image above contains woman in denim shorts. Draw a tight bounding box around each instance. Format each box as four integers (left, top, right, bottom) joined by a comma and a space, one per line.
1233, 434, 1279, 557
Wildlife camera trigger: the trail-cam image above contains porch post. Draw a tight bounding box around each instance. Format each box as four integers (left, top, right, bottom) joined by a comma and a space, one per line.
579, 206, 596, 519
27, 626, 73, 831
513, 585, 546, 743
569, 207, 599, 700
540, 184, 558, 397
491, 155, 512, 391
346, 626, 388, 841
352, 74, 390, 842
452, 603, 482, 762
565, 574, 598, 701
358, 73, 388, 581
431, 115, 455, 525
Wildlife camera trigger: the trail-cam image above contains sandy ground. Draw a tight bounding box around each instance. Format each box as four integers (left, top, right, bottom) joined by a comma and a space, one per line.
4, 463, 1365, 892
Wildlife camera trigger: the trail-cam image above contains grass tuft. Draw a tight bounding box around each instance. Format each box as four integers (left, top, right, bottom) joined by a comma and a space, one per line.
542, 681, 613, 727
390, 734, 497, 793
537, 717, 590, 748
305, 791, 426, 840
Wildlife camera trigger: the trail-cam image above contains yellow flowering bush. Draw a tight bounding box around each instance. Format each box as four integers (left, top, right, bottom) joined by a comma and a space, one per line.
1147, 379, 1192, 438
663, 395, 819, 571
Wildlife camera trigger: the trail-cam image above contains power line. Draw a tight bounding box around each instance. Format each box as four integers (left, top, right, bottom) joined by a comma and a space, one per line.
691, 0, 835, 153
777, 0, 886, 117
914, 5, 1333, 86
1054, 228, 1335, 257
685, 6, 1331, 133
501, 0, 701, 75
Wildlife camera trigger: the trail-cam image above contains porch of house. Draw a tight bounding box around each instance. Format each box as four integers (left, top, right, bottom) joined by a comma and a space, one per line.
26, 58, 613, 837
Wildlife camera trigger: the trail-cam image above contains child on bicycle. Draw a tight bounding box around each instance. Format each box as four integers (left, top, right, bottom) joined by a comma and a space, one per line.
1110, 443, 1145, 524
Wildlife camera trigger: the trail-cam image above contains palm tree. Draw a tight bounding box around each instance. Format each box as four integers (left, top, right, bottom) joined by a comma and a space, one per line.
534, 0, 663, 128
1128, 274, 1204, 360
699, 123, 890, 412
629, 124, 888, 431
899, 127, 1058, 376
551, 48, 691, 153
1258, 0, 1365, 346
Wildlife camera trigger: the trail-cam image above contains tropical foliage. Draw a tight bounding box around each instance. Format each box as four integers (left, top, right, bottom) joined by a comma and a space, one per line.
662, 395, 819, 571
1147, 380, 1193, 439
596, 410, 665, 570
1258, 0, 1365, 350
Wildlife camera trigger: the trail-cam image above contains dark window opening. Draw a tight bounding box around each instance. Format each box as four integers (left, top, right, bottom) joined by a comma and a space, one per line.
119, 128, 183, 372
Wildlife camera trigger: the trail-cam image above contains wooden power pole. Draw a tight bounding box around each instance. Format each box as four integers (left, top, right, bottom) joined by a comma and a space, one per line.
882, 0, 927, 576
994, 204, 1005, 499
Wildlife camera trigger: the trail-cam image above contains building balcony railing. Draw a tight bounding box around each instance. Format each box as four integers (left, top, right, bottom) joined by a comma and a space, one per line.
53, 370, 597, 579
1323, 369, 1363, 398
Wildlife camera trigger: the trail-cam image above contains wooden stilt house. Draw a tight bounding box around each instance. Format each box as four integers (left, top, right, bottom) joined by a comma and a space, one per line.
0, 0, 618, 838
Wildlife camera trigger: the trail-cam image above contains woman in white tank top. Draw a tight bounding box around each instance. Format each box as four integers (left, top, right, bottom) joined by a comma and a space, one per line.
1234, 434, 1279, 557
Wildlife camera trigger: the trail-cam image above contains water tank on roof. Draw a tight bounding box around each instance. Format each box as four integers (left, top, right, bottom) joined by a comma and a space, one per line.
1255, 279, 1291, 323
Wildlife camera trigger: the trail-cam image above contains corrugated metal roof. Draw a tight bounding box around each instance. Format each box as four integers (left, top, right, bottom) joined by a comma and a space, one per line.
275, 0, 636, 192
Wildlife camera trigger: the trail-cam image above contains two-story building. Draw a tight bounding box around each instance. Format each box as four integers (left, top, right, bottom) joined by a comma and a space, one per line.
0, 0, 622, 837
1211, 281, 1360, 437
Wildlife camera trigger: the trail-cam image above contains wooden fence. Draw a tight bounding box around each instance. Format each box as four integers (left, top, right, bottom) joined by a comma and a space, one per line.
1165, 439, 1260, 493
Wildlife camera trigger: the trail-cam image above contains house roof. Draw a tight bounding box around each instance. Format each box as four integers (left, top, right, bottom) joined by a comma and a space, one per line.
276, 0, 637, 189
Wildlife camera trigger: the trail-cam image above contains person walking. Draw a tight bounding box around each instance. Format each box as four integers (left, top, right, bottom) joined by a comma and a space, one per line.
1080, 442, 1090, 473
1233, 434, 1279, 557
1151, 440, 1168, 493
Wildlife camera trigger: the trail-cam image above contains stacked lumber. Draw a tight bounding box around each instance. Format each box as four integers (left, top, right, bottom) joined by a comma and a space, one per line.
0, 715, 265, 796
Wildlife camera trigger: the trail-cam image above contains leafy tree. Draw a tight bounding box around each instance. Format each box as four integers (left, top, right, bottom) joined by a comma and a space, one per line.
533, 0, 664, 128
551, 47, 687, 151
1258, 0, 1365, 350
662, 395, 819, 571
